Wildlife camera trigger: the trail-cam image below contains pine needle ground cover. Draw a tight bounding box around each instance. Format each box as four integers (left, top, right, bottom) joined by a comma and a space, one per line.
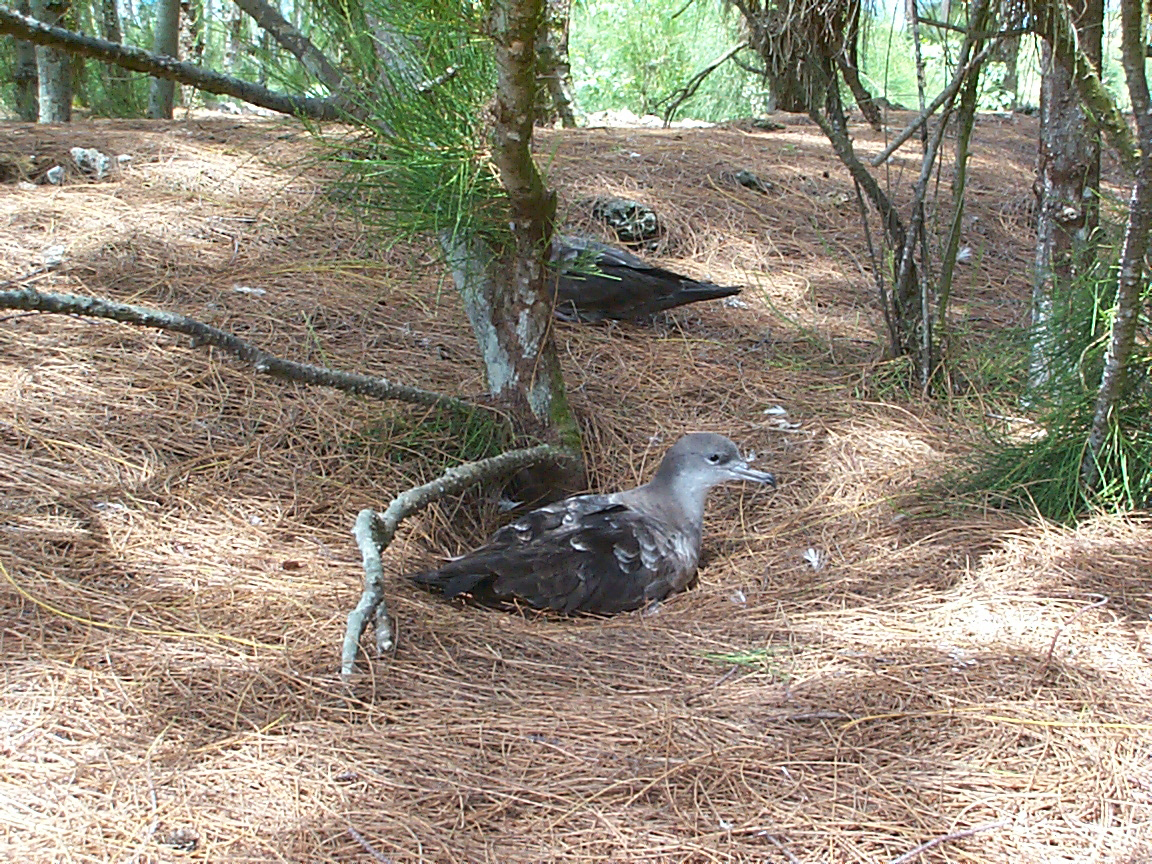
1, 114, 1149, 862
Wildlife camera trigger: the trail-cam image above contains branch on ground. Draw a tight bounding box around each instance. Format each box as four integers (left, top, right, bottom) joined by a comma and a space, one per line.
0, 5, 342, 120
0, 285, 483, 415
341, 443, 574, 678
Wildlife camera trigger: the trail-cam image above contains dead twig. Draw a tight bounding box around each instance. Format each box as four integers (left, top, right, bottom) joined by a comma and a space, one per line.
1029, 595, 1109, 687
347, 827, 393, 863
889, 821, 1004, 864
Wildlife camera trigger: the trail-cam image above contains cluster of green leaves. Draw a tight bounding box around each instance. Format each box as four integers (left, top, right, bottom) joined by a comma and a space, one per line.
314, 0, 505, 244
966, 245, 1152, 522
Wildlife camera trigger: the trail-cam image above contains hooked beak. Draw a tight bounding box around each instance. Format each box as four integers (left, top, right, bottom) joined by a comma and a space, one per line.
730, 461, 777, 487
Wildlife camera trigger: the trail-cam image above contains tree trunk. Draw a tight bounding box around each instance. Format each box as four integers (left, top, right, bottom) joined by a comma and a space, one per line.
30, 0, 71, 122
100, 0, 134, 112
14, 0, 38, 121
178, 0, 203, 107
1030, 0, 1102, 392
535, 0, 576, 127
479, 0, 579, 455
837, 0, 880, 129
225, 1, 243, 75
1000, 35, 1020, 110
1081, 0, 1152, 491
147, 0, 180, 118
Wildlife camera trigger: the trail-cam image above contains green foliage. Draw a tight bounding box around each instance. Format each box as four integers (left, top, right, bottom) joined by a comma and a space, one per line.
361, 407, 511, 471
315, 0, 505, 243
570, 0, 764, 121
964, 254, 1152, 522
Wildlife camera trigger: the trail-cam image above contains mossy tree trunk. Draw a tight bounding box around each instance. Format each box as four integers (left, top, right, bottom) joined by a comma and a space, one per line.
465, 0, 582, 481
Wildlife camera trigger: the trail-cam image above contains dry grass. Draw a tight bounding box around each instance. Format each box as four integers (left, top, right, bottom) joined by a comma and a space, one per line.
1, 113, 1150, 863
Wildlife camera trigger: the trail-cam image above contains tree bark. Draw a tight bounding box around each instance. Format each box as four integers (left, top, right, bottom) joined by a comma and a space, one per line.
476, 0, 579, 455
1000, 34, 1019, 110
147, 0, 179, 118
1029, 0, 1137, 174
535, 0, 575, 127
14, 0, 38, 121
0, 6, 343, 119
1030, 0, 1103, 391
30, 0, 70, 122
1081, 0, 1152, 491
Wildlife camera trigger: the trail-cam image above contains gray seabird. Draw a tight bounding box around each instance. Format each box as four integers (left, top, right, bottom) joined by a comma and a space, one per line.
551, 235, 743, 322
409, 433, 776, 614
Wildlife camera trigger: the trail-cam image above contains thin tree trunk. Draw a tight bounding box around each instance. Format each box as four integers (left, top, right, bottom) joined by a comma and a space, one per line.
30, 0, 71, 122
1000, 34, 1019, 109
14, 0, 38, 120
1030, 0, 1102, 392
100, 0, 134, 111
1081, 0, 1152, 491
178, 0, 202, 108
225, 1, 243, 74
481, 0, 579, 458
838, 0, 880, 129
147, 0, 179, 117
536, 0, 575, 127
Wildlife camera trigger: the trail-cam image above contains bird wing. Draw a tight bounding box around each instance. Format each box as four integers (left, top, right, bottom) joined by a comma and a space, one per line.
551, 235, 742, 321
411, 495, 696, 614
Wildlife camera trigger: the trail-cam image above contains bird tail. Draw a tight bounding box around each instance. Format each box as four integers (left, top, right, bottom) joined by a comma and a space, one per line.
675, 280, 742, 302
408, 565, 489, 599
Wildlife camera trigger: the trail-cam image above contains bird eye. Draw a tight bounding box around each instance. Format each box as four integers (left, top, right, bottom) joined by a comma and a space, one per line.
707, 453, 723, 464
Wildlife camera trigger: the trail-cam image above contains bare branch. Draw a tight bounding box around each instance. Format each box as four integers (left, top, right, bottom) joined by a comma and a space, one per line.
1030, 596, 1109, 686
0, 4, 341, 120
341, 444, 573, 678
870, 40, 998, 167
232, 0, 348, 96
0, 286, 482, 415
659, 41, 748, 127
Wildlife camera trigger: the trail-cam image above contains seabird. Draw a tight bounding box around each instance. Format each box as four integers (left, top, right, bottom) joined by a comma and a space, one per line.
408, 433, 776, 614
551, 235, 743, 322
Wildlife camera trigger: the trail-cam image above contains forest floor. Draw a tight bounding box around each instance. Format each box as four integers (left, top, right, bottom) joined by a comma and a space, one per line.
1, 111, 1150, 863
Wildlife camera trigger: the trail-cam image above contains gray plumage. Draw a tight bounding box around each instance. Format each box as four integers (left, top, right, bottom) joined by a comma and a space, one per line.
408, 433, 776, 614
551, 235, 742, 322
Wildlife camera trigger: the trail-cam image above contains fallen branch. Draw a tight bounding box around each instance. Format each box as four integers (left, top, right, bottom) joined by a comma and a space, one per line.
0, 286, 482, 415
889, 821, 1004, 864
347, 827, 392, 863
341, 443, 572, 678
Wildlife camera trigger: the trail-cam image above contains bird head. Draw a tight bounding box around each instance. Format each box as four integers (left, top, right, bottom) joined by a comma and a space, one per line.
653, 433, 777, 494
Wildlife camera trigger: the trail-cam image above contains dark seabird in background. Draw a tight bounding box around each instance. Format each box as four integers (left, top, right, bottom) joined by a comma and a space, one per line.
550, 235, 743, 322
408, 433, 776, 614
